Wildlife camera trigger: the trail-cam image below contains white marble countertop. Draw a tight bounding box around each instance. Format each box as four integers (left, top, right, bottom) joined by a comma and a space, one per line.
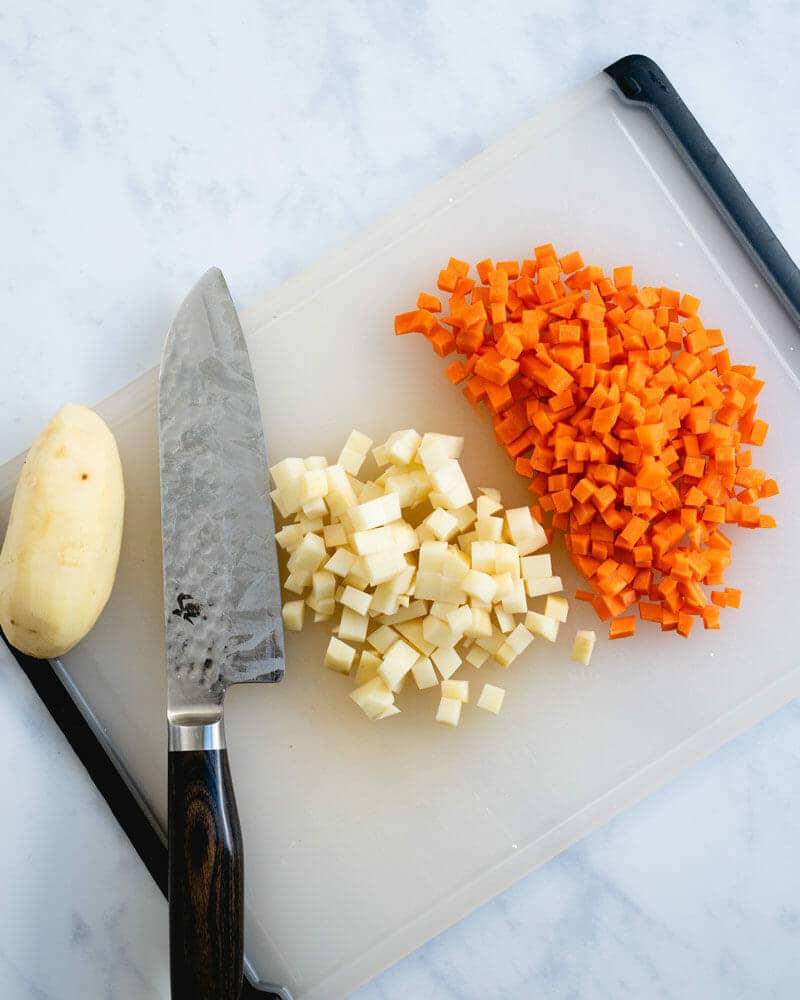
1, 2, 799, 997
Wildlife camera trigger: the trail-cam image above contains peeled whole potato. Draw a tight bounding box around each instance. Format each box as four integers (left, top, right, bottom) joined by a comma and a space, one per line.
0, 404, 124, 658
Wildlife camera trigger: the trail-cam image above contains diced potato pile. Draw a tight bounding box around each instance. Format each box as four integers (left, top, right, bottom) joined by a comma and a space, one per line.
271, 429, 584, 727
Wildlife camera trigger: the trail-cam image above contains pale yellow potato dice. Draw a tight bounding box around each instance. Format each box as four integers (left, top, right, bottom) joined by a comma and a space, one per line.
432, 645, 462, 680
544, 594, 570, 623
525, 575, 563, 598
424, 507, 459, 541
505, 506, 547, 555
411, 656, 438, 690
338, 608, 369, 644
324, 636, 356, 675
323, 547, 357, 577
350, 677, 394, 719
340, 585, 372, 616
525, 610, 559, 642
367, 624, 399, 653
477, 683, 505, 715
435, 696, 462, 727
282, 599, 305, 632
441, 679, 469, 703
378, 638, 419, 691
465, 645, 490, 668
572, 629, 597, 666
521, 553, 552, 580
462, 569, 497, 605
354, 650, 381, 685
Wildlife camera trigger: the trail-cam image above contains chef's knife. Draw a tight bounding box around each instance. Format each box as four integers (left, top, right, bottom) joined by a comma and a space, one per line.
158, 268, 285, 1000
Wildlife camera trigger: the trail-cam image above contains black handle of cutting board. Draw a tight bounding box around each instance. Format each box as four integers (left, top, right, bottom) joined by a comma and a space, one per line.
604, 54, 800, 328
168, 746, 244, 1000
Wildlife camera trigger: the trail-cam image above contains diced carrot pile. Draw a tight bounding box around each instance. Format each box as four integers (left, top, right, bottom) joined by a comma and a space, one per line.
395, 247, 779, 640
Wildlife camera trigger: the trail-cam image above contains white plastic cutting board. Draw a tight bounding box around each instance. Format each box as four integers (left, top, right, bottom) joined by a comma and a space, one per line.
2, 73, 800, 1000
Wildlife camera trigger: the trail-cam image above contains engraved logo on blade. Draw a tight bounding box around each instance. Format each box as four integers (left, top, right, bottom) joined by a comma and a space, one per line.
172, 592, 202, 624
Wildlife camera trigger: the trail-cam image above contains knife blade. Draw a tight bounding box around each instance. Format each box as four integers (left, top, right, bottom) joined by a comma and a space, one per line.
158, 267, 285, 1000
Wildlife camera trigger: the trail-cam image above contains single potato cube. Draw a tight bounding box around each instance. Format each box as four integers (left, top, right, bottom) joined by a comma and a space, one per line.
338, 448, 366, 477
494, 543, 521, 578
379, 599, 427, 626
417, 439, 450, 475
424, 507, 459, 541
282, 599, 305, 632
476, 494, 502, 518
465, 645, 490, 668
411, 656, 438, 690
505, 506, 547, 555
275, 524, 304, 552
395, 620, 436, 656
501, 579, 528, 615
340, 585, 372, 616
350, 677, 394, 719
325, 465, 359, 515
413, 570, 447, 602
301, 496, 327, 520
572, 629, 597, 666
443, 548, 471, 580
270, 456, 305, 491
389, 521, 420, 553
476, 516, 503, 542
446, 604, 472, 641
288, 532, 327, 574
348, 493, 402, 532
420, 432, 464, 458
521, 553, 552, 580
491, 572, 514, 601
423, 614, 456, 648
383, 428, 422, 466
430, 601, 459, 620
284, 572, 310, 595
379, 638, 419, 691
432, 645, 462, 680
506, 623, 534, 655
352, 525, 396, 555
525, 610, 559, 642
354, 650, 381, 685
323, 522, 347, 549
470, 540, 496, 573
418, 540, 448, 573
462, 569, 497, 605
435, 696, 462, 727
311, 570, 336, 601
442, 679, 469, 703
367, 624, 399, 653
525, 575, 563, 598
323, 547, 357, 577
324, 636, 357, 675
363, 549, 407, 586
429, 459, 473, 509
545, 594, 570, 623
338, 608, 369, 644
494, 607, 516, 634
451, 505, 477, 532
477, 683, 505, 715
464, 606, 492, 638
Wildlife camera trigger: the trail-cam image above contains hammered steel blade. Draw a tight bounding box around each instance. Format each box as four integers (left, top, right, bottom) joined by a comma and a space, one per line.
159, 268, 284, 725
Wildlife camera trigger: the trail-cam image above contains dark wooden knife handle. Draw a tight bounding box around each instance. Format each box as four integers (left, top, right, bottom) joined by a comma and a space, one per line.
168, 744, 243, 1000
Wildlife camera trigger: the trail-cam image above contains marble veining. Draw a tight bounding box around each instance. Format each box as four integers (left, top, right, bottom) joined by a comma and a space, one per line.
1, 0, 799, 997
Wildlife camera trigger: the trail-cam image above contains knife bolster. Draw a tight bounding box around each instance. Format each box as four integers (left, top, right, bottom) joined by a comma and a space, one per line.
169, 718, 226, 751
